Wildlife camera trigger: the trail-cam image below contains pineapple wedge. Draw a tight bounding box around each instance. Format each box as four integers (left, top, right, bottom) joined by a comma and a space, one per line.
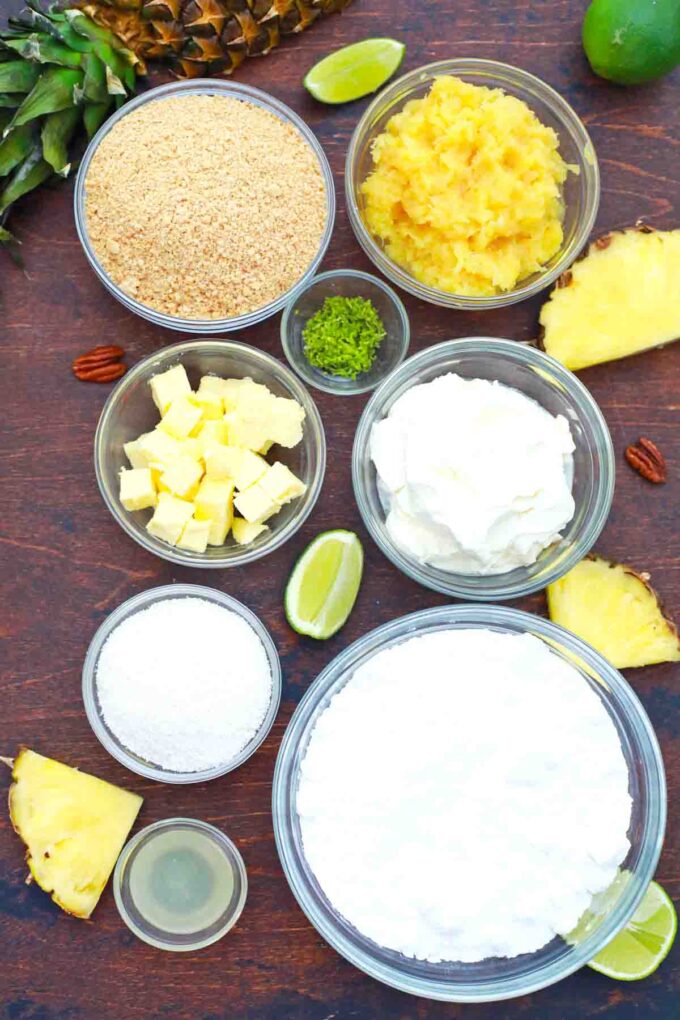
5, 749, 142, 919
547, 556, 680, 669
539, 225, 680, 370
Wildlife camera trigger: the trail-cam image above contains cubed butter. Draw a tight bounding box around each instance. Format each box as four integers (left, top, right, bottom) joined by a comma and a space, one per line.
204, 444, 243, 480
158, 396, 203, 440
146, 492, 194, 546
198, 375, 226, 400
159, 456, 204, 500
194, 477, 235, 520
177, 517, 212, 553
123, 436, 150, 469
259, 462, 307, 504
232, 518, 269, 546
138, 428, 183, 468
179, 437, 203, 462
190, 390, 223, 421
233, 450, 268, 491
119, 468, 157, 512
224, 410, 270, 452
149, 364, 192, 415
268, 396, 305, 448
197, 420, 230, 453
233, 483, 279, 525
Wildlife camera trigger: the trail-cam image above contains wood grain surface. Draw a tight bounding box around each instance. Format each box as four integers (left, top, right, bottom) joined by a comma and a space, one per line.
0, 1, 678, 1017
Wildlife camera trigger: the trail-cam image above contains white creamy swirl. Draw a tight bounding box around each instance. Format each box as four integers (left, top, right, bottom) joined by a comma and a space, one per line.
370, 373, 575, 575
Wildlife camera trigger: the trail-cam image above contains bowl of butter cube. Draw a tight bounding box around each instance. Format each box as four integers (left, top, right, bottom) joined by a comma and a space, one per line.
95, 340, 326, 567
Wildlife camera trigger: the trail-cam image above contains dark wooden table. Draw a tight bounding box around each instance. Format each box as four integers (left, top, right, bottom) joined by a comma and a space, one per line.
1, 1, 678, 1017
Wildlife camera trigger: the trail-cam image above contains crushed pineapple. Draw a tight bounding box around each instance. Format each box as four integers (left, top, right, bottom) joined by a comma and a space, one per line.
361, 76, 571, 296
547, 555, 680, 669
6, 748, 142, 919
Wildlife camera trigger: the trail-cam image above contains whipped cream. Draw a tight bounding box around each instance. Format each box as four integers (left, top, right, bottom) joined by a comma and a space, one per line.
370, 373, 575, 575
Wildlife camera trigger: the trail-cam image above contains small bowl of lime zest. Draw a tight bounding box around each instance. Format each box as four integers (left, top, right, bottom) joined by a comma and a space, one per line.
281, 269, 410, 396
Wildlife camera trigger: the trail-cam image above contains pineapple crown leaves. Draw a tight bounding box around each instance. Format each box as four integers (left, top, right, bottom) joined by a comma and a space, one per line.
0, 1, 139, 237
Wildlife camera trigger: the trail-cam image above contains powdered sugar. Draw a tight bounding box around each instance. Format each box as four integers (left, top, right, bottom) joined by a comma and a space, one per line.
296, 628, 631, 962
96, 596, 272, 772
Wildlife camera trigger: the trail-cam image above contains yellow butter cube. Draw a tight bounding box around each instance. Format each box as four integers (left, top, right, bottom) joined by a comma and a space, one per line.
224, 410, 270, 452
234, 483, 279, 525
191, 390, 223, 421
197, 420, 230, 453
259, 462, 307, 504
204, 444, 243, 480
146, 492, 194, 546
159, 456, 204, 500
204, 510, 231, 546
123, 436, 151, 469
149, 364, 192, 415
177, 517, 212, 553
138, 428, 183, 468
119, 468, 157, 512
232, 518, 269, 546
258, 440, 274, 455
158, 396, 203, 440
233, 450, 268, 491
268, 397, 305, 448
198, 375, 226, 400
194, 477, 235, 519
179, 437, 203, 462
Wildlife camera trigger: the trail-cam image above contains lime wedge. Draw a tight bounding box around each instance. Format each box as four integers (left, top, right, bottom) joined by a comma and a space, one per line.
303, 38, 406, 105
285, 530, 363, 639
587, 881, 677, 981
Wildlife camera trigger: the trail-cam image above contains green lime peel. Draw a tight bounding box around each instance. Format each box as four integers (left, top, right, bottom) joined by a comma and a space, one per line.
302, 295, 386, 379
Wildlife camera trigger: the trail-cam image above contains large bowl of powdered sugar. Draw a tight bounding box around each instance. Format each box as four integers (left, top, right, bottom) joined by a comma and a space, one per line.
272, 604, 665, 1002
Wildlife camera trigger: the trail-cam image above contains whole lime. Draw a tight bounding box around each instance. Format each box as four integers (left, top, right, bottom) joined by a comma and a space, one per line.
583, 0, 680, 84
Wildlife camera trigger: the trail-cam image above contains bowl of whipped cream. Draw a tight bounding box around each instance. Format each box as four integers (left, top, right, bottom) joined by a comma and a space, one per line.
352, 337, 615, 600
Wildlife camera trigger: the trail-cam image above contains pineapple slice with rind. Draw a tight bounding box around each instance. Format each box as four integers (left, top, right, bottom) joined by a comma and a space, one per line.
547, 555, 680, 669
4, 749, 142, 919
539, 224, 680, 370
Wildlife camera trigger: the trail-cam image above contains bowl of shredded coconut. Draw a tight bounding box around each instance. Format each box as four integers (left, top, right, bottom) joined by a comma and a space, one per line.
83, 584, 281, 783
272, 605, 665, 1002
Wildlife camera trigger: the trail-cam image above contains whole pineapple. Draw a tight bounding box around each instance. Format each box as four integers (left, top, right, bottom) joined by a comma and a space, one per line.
75, 0, 354, 76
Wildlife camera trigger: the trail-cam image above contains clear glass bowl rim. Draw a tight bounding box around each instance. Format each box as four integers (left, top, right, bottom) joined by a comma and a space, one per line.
113, 817, 248, 951
272, 603, 666, 1002
74, 78, 336, 334
352, 337, 615, 600
345, 58, 600, 310
280, 268, 411, 395
83, 584, 282, 783
94, 339, 326, 568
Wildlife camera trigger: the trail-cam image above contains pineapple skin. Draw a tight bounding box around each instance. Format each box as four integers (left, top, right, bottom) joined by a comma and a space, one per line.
547, 555, 680, 670
539, 224, 680, 371
7, 749, 143, 919
76, 0, 355, 77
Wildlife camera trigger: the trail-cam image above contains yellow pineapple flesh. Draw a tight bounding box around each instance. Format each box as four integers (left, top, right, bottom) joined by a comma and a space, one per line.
6, 749, 143, 918
539, 225, 680, 371
547, 555, 680, 669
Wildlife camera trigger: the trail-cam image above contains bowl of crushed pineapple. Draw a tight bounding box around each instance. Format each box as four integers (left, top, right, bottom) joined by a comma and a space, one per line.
346, 59, 600, 310
95, 340, 326, 567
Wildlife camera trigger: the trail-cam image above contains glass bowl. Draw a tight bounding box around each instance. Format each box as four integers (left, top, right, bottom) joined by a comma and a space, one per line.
74, 79, 335, 333
114, 818, 248, 951
345, 59, 600, 310
95, 339, 325, 568
272, 604, 666, 1002
280, 269, 410, 395
83, 584, 282, 784
352, 337, 615, 601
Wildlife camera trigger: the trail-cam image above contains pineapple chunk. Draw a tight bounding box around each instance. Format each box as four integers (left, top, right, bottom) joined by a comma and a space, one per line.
159, 456, 204, 500
177, 517, 212, 553
540, 226, 680, 370
119, 468, 157, 512
259, 462, 306, 504
146, 492, 194, 546
5, 748, 142, 919
233, 483, 279, 525
233, 450, 268, 491
232, 518, 269, 546
149, 364, 191, 415
158, 396, 203, 440
547, 555, 680, 669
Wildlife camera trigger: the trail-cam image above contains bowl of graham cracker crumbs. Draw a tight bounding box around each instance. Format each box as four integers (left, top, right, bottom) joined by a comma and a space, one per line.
74, 80, 335, 333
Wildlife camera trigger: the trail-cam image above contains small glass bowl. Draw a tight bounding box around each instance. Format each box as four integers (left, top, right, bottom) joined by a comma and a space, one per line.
95, 340, 325, 568
74, 79, 335, 333
82, 584, 282, 784
280, 269, 410, 395
352, 338, 615, 601
114, 818, 248, 951
346, 59, 600, 309
272, 604, 666, 1002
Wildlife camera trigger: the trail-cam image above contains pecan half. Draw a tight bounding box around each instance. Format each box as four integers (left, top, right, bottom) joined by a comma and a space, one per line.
72, 344, 126, 383
625, 437, 667, 484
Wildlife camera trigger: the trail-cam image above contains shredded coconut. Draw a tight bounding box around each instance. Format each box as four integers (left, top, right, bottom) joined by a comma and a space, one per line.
96, 597, 272, 772
297, 629, 631, 962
